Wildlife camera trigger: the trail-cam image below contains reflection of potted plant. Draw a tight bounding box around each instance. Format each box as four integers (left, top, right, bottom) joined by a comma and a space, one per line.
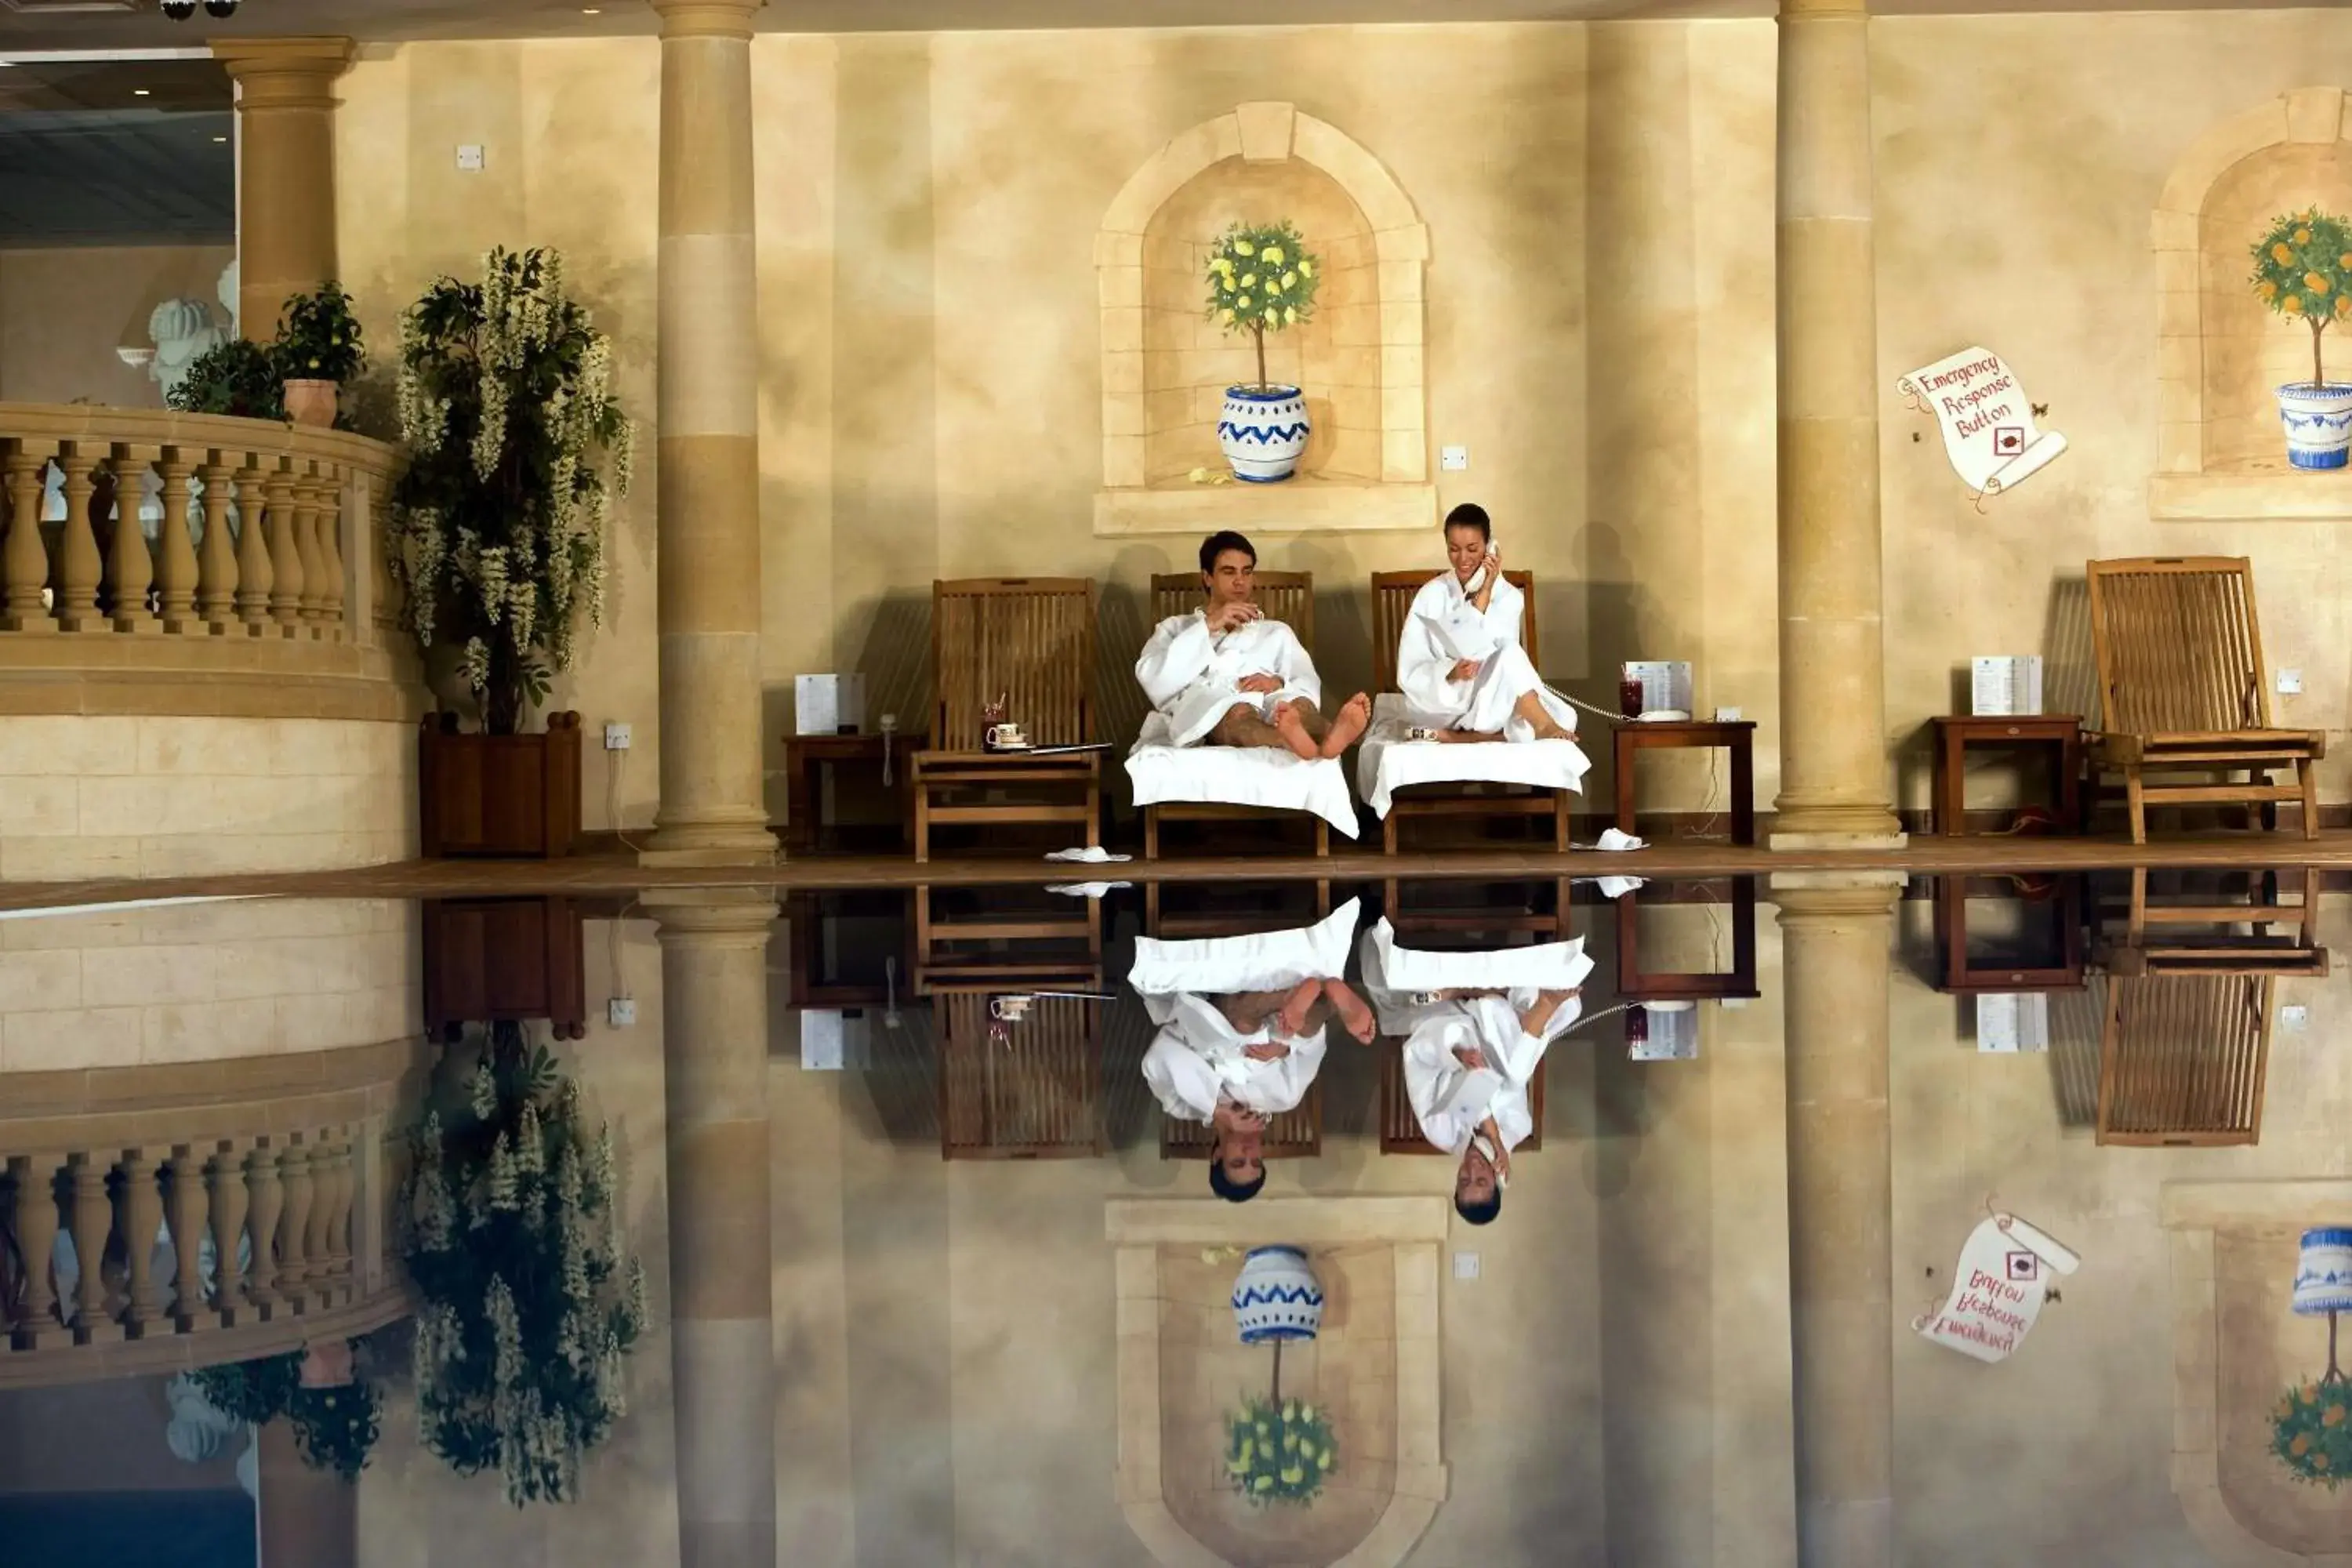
390, 247, 630, 857
276, 281, 365, 429
2250, 208, 2352, 470
1204, 221, 1322, 483
191, 1338, 384, 1482
1225, 1396, 1337, 1506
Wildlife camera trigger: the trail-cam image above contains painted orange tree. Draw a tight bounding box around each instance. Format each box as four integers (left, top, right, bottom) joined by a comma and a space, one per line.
2250, 207, 2352, 390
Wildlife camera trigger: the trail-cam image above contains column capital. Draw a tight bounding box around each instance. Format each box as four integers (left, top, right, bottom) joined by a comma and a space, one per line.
1773, 878, 1900, 926
1778, 0, 1867, 17
650, 0, 764, 40
645, 887, 778, 943
212, 38, 355, 109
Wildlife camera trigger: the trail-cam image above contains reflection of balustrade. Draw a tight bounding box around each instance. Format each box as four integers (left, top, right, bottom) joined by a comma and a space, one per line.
0, 1039, 426, 1388
0, 403, 397, 646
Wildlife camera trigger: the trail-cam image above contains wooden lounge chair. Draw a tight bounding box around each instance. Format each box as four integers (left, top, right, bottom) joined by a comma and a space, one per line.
2085, 557, 2323, 844
912, 577, 1101, 864
935, 980, 1105, 1159
2095, 973, 2271, 1146
1377, 1040, 1546, 1155
1370, 569, 1570, 856
2099, 867, 2327, 978
1161, 1079, 1323, 1160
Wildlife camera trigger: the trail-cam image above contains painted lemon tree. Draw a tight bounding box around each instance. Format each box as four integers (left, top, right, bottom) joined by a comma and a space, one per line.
1204, 220, 1323, 484
2249, 207, 2352, 470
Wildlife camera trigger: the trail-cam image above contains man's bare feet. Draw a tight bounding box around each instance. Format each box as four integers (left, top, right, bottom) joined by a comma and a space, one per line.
1326, 979, 1377, 1044
1320, 693, 1372, 759
1276, 978, 1323, 1037
1272, 702, 1320, 760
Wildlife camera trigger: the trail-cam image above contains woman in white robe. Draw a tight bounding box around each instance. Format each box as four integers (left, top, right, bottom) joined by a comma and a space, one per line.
1396, 503, 1578, 744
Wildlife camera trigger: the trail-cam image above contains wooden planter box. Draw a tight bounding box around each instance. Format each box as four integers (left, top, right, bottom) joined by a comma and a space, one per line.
418, 711, 582, 858
422, 897, 587, 1041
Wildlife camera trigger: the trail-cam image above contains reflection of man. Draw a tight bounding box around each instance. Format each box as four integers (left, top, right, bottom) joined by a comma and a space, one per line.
1142, 978, 1376, 1202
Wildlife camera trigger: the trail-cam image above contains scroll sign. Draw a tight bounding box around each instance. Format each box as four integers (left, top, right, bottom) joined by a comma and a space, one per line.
1899, 346, 2068, 503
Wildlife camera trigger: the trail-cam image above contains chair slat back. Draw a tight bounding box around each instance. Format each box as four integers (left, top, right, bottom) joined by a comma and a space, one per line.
2095, 973, 2270, 1146
1162, 1079, 1322, 1160
1378, 1040, 1546, 1154
932, 578, 1096, 750
1149, 570, 1316, 654
1370, 569, 1538, 692
2086, 557, 2269, 735
938, 991, 1103, 1158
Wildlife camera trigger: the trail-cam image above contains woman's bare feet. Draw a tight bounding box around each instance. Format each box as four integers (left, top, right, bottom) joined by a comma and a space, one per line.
1272, 702, 1320, 760
1325, 979, 1377, 1044
1320, 693, 1372, 759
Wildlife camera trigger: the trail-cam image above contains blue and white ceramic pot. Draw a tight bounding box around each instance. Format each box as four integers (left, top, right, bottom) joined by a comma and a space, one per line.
2296, 1228, 2352, 1316
1218, 385, 1309, 483
2274, 383, 2352, 470
1232, 1244, 1324, 1345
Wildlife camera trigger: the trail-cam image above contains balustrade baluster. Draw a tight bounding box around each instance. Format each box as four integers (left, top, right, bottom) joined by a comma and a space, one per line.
64, 1154, 119, 1341
155, 449, 199, 633
291, 465, 326, 633
276, 1136, 314, 1310
233, 463, 274, 633
301, 1131, 338, 1306
2, 446, 53, 631
107, 445, 158, 633
206, 1139, 252, 1326
312, 467, 347, 639
165, 1146, 210, 1331
5, 1154, 64, 1349
320, 1127, 355, 1301
119, 1148, 168, 1334
242, 1138, 283, 1317
264, 466, 304, 635
53, 445, 103, 631
195, 458, 238, 631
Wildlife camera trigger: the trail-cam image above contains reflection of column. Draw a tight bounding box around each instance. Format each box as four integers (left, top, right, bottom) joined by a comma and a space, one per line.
256, 1418, 355, 1567
212, 39, 354, 339
643, 0, 775, 868
652, 889, 779, 1567
1769, 0, 1902, 848
1777, 881, 1896, 1567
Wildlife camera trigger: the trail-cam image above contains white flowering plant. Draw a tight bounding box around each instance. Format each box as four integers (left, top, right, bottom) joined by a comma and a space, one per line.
387, 247, 631, 735
1224, 1396, 1335, 1505
1203, 220, 1322, 394
401, 1021, 648, 1507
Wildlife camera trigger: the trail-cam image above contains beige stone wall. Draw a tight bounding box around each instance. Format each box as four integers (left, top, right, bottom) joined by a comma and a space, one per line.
0, 716, 415, 882
0, 896, 417, 1072
0, 244, 236, 409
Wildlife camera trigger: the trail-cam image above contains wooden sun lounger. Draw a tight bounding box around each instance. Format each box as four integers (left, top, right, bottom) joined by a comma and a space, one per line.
2095, 972, 2272, 1146
2085, 557, 2324, 844
2098, 867, 2328, 978
1377, 1040, 1546, 1155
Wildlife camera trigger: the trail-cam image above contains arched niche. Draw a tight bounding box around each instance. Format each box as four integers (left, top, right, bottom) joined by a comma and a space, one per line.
2151, 86, 2352, 520
1094, 102, 1436, 536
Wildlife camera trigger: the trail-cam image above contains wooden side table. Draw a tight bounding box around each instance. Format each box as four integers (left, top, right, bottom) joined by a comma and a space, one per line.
1931, 874, 2085, 993
1612, 720, 1757, 846
785, 730, 923, 852
1929, 715, 2082, 837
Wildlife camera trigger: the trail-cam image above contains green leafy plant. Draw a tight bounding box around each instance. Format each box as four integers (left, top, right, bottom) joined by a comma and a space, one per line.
189, 1342, 384, 1482
2249, 207, 2352, 388
402, 1021, 648, 1506
278, 281, 366, 383
1203, 220, 1322, 393
1224, 1396, 1335, 1506
386, 246, 631, 735
165, 338, 285, 420
2272, 1374, 2352, 1486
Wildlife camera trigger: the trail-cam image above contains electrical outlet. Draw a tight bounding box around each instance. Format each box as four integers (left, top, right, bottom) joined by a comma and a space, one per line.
2281, 1004, 2310, 1032
604, 721, 631, 750
1715, 706, 1743, 722
2277, 669, 2303, 696
1452, 1251, 1481, 1280
1439, 445, 1468, 471
456, 143, 485, 171
607, 997, 637, 1027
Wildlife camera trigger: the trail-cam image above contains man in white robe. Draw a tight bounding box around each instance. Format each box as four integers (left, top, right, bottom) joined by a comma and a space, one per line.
1142, 977, 1376, 1201
1396, 503, 1578, 745
1137, 529, 1371, 762
1403, 990, 1578, 1224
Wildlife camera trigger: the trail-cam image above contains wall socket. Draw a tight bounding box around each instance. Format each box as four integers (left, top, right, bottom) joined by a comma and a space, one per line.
607, 997, 637, 1027
1452, 1251, 1481, 1280
2277, 669, 2303, 695
2281, 1004, 2310, 1032
456, 144, 485, 171
1439, 445, 1469, 471
604, 722, 632, 750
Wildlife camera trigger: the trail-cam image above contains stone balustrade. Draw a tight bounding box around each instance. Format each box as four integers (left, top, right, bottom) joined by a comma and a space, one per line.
0, 1036, 426, 1388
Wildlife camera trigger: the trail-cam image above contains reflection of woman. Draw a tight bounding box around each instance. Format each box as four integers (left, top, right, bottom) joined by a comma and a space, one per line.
1396, 503, 1580, 745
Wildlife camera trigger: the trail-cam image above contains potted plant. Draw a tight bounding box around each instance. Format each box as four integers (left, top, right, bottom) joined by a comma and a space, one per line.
389, 246, 630, 857
275, 281, 365, 429
401, 1022, 648, 1505
1203, 220, 1322, 482
2250, 207, 2352, 470
165, 337, 285, 421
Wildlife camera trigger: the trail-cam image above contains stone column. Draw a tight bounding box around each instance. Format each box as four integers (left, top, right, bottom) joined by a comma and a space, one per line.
642, 0, 776, 867
256, 1418, 356, 1567
1776, 880, 1897, 1567
651, 889, 779, 1568
1769, 0, 1903, 848
212, 38, 354, 340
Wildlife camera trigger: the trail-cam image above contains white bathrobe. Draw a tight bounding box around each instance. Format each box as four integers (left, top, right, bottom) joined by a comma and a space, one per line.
1403, 1007, 1543, 1156
1396, 570, 1575, 742
1137, 609, 1322, 748
1141, 991, 1328, 1122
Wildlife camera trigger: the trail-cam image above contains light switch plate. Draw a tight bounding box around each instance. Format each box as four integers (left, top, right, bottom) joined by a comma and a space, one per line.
456, 143, 485, 171
2281, 1004, 2310, 1032
1452, 1251, 1481, 1280
1439, 445, 1468, 472
607, 997, 637, 1027
2278, 669, 2303, 695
